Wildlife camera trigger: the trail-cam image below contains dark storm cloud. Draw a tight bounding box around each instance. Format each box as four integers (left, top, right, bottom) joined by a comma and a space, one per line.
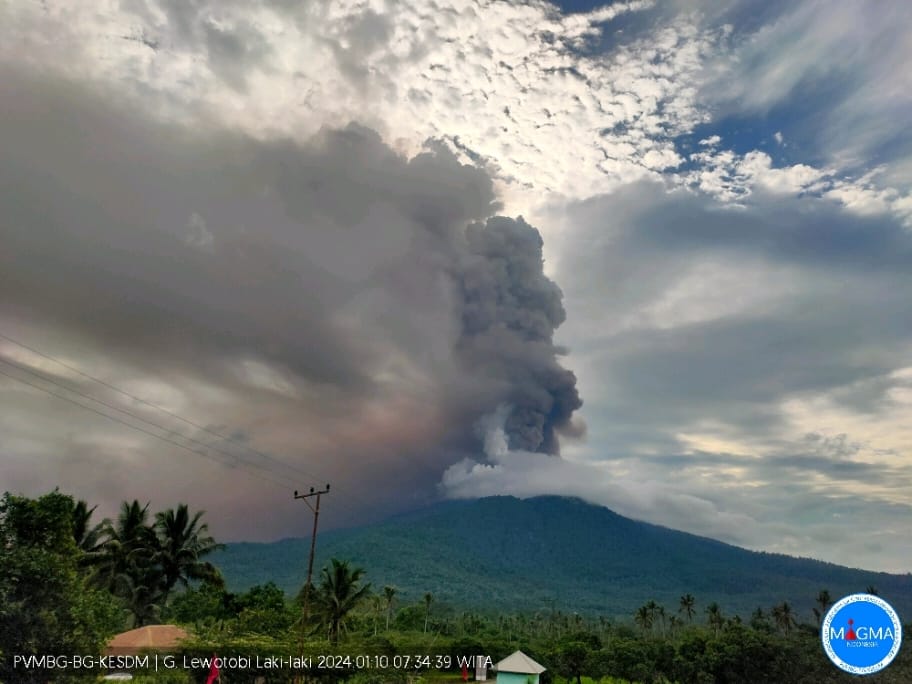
596, 185, 912, 273
644, 447, 909, 488
554, 180, 912, 454
0, 93, 375, 390
608, 295, 909, 406
0, 67, 581, 528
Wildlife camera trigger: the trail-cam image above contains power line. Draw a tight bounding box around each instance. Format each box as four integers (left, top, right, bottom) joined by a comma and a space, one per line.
0, 355, 303, 488
0, 332, 364, 522
0, 363, 293, 492
0, 331, 333, 487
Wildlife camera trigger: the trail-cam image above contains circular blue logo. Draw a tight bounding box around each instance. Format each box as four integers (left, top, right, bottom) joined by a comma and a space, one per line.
821, 593, 902, 675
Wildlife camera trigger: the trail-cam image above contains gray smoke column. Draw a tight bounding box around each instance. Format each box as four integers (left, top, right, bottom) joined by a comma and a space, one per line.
0, 66, 583, 535
457, 216, 582, 454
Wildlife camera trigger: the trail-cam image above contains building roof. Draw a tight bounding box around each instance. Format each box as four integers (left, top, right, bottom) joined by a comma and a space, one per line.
105, 625, 190, 655
494, 650, 546, 674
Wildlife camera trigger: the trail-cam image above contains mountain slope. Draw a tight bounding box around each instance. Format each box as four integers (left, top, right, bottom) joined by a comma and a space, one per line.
214, 496, 912, 620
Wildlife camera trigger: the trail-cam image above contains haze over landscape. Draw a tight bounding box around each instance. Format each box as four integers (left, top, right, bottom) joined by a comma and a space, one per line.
2, 0, 912, 576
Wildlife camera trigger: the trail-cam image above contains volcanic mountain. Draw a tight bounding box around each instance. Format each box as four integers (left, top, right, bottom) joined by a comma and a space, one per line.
214, 496, 912, 620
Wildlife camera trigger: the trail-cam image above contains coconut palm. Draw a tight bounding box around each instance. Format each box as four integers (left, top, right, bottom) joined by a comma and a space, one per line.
643, 600, 663, 636
750, 607, 770, 631
87, 500, 164, 626
71, 499, 108, 555
91, 500, 159, 592
706, 602, 724, 636
370, 593, 383, 636
634, 605, 653, 634
772, 601, 796, 636
423, 592, 434, 633
679, 594, 696, 623
383, 585, 397, 630
115, 568, 165, 627
154, 503, 224, 605
655, 604, 667, 637
813, 589, 832, 627
313, 558, 371, 644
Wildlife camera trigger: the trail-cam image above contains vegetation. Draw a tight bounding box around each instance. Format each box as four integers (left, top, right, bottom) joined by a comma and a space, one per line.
166, 576, 912, 683
3, 490, 911, 683
384, 585, 398, 630
0, 490, 223, 681
81, 499, 224, 627
0, 491, 122, 682
214, 496, 912, 619
312, 558, 372, 644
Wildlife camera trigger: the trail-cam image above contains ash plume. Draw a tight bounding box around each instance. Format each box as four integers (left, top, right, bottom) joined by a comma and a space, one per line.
0, 67, 582, 535
457, 217, 582, 453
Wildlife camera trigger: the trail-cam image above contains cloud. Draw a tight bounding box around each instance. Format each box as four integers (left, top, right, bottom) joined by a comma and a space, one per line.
697, 1, 912, 214
441, 404, 773, 550
533, 179, 912, 570
4, 0, 909, 226
0, 66, 580, 536
681, 148, 912, 225
705, 2, 912, 165
0, 0, 722, 212
3, 0, 912, 573
441, 377, 912, 571
184, 212, 215, 250
553, 179, 912, 430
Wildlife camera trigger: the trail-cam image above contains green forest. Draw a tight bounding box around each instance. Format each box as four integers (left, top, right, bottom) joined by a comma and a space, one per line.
2, 490, 909, 683
213, 496, 912, 620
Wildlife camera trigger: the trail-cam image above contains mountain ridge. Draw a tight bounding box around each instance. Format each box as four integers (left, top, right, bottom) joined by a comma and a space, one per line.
213, 495, 912, 620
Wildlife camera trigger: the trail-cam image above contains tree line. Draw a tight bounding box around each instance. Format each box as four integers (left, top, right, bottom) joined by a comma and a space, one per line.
3, 489, 910, 683
0, 489, 223, 682
75, 497, 224, 626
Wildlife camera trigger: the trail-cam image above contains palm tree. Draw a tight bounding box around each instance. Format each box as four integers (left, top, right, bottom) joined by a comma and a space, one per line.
656, 605, 667, 637
370, 593, 383, 636
71, 499, 108, 555
423, 592, 433, 633
634, 605, 653, 634
813, 589, 832, 627
154, 504, 224, 605
115, 569, 165, 627
750, 607, 769, 631
313, 559, 371, 644
383, 585, 397, 631
644, 601, 663, 637
772, 601, 796, 636
92, 500, 159, 592
679, 594, 696, 623
706, 602, 724, 636
88, 500, 163, 625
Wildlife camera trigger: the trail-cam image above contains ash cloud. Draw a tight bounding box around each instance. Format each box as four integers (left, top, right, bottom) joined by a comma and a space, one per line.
0, 66, 581, 532
458, 217, 582, 452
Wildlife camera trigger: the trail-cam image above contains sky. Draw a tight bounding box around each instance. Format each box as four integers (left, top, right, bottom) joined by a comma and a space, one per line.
1, 0, 911, 573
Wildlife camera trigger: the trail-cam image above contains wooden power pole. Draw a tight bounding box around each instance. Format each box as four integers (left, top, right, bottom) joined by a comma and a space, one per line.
294, 484, 330, 671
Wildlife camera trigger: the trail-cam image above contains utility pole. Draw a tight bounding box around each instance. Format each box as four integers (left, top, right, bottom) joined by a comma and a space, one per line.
294, 484, 330, 668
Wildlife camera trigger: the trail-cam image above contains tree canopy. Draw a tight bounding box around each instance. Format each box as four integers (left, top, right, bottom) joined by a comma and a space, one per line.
0, 491, 121, 682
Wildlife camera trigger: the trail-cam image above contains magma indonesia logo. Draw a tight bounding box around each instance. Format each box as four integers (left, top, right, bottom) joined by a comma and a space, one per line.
822, 593, 903, 675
